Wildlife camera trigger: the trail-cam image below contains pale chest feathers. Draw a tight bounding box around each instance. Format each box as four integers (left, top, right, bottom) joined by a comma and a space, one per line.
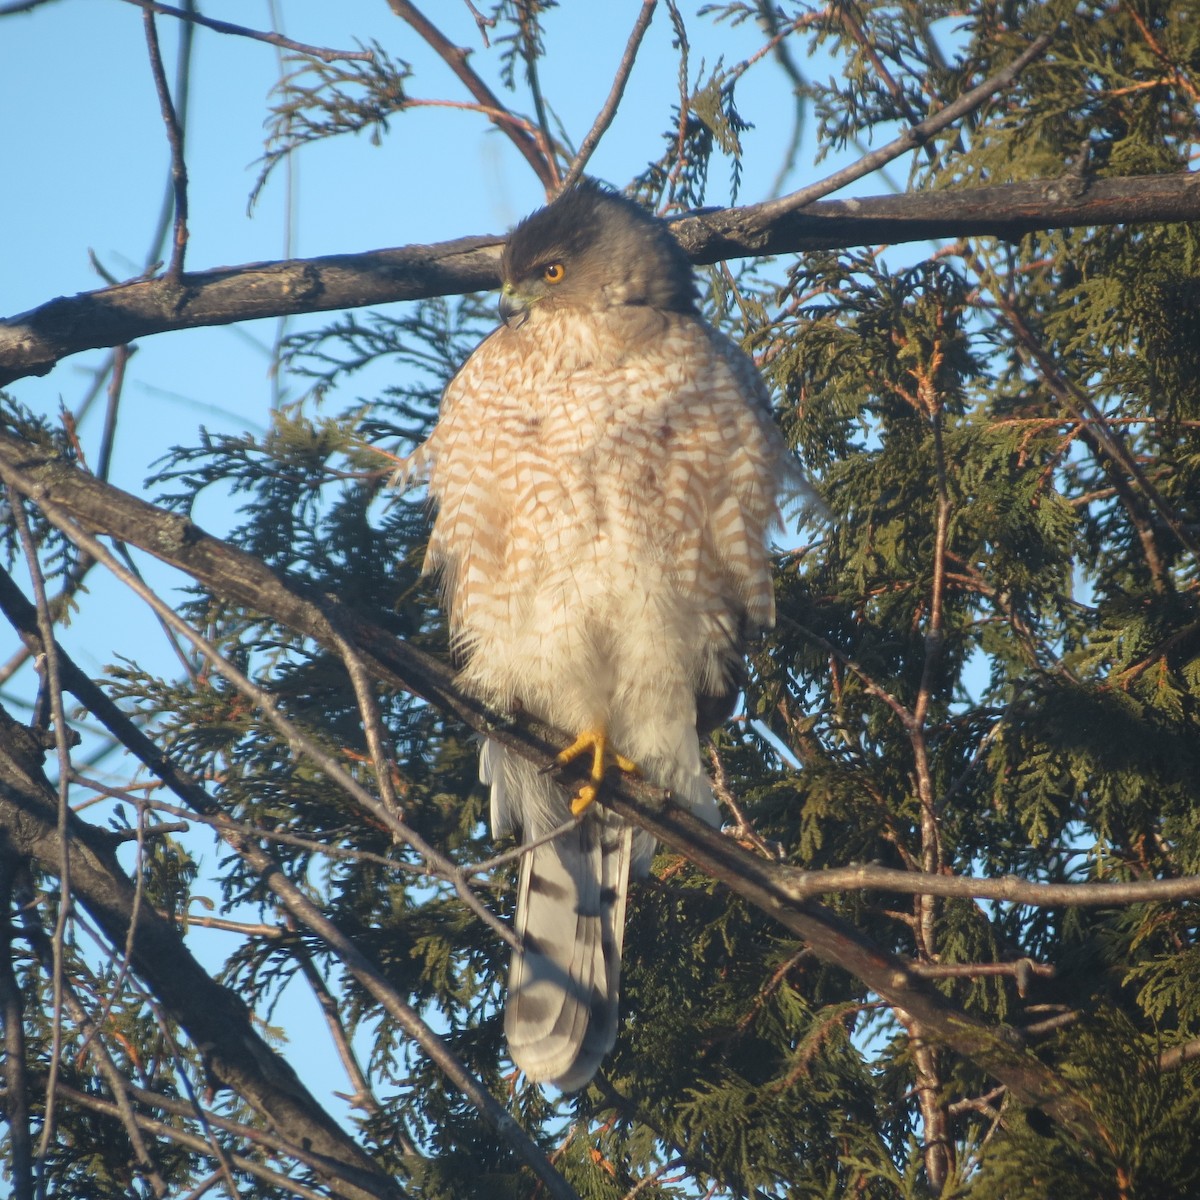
421, 305, 784, 671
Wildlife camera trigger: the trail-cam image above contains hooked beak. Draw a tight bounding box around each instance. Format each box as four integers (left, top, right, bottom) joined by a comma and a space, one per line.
498, 284, 529, 329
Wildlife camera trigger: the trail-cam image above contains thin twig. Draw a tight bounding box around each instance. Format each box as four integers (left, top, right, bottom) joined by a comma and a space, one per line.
330, 629, 405, 816
778, 614, 914, 727
294, 948, 387, 1121
94, 345, 131, 484
515, 2, 556, 181
750, 29, 1056, 220
141, 8, 189, 278
386, 0, 558, 190
118, 0, 373, 61
462, 0, 495, 47
754, 0, 809, 198
999, 291, 1200, 561
267, 0, 295, 410
664, 0, 690, 204
8, 493, 72, 1173
143, 0, 194, 276
464, 815, 581, 877
707, 743, 783, 861
560, 0, 658, 191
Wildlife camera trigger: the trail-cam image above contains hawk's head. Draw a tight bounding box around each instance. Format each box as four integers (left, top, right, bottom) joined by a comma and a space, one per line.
498, 179, 699, 328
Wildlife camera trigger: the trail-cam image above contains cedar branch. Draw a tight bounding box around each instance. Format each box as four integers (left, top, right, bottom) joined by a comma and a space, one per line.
0, 430, 1127, 1146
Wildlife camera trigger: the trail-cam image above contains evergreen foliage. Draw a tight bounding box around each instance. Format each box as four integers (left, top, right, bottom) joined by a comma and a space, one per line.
3, 2, 1200, 1197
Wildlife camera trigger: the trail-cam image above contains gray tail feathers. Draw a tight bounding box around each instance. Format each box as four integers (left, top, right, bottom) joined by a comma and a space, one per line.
484, 741, 633, 1090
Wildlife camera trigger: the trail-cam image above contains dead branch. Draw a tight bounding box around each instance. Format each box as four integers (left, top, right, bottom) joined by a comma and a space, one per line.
385, 0, 559, 189
118, 0, 374, 62
3, 171, 1199, 386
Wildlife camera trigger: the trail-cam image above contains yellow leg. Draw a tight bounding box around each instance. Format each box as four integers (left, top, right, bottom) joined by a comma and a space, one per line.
556, 729, 638, 814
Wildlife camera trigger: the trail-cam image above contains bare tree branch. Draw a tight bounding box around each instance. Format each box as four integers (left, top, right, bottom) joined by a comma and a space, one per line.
4, 170, 1199, 386
748, 29, 1056, 221
559, 0, 658, 191
385, 0, 559, 189
0, 430, 1131, 1147
141, 8, 190, 279
118, 0, 375, 62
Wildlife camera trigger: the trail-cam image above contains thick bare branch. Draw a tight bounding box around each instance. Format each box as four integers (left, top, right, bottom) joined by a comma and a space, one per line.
4, 171, 1199, 386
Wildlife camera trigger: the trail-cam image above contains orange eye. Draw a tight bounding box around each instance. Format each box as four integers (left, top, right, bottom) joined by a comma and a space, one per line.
542, 262, 565, 284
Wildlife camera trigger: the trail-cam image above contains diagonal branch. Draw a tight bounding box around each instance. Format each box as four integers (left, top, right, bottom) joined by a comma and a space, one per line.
559, 0, 658, 191
385, 0, 558, 189
118, 0, 375, 61
0, 429, 1130, 1147
747, 29, 1056, 221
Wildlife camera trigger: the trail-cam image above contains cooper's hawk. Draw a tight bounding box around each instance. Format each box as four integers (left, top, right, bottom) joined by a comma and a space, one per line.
404, 180, 798, 1090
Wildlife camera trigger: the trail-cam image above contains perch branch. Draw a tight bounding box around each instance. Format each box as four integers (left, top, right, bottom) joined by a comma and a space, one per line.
0, 432, 1139, 1147
4, 170, 1200, 386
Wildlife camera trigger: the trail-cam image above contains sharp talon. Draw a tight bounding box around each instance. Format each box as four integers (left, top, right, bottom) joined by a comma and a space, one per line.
555, 728, 639, 815
570, 785, 599, 815
555, 731, 597, 767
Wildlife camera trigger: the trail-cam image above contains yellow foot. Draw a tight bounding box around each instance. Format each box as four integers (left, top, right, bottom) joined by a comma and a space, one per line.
555, 729, 638, 814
